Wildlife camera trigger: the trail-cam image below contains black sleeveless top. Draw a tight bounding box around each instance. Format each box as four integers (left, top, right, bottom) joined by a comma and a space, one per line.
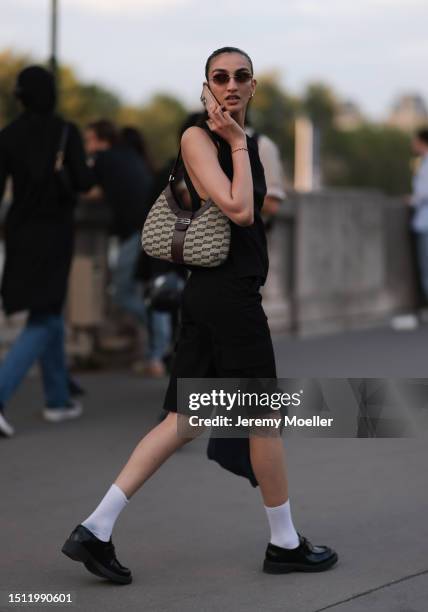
182, 127, 269, 283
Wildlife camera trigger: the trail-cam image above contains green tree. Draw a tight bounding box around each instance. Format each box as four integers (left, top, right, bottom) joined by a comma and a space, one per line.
0, 51, 122, 128
0, 49, 32, 126
250, 71, 300, 171
125, 94, 187, 168
323, 125, 412, 195
58, 65, 121, 126
302, 82, 337, 129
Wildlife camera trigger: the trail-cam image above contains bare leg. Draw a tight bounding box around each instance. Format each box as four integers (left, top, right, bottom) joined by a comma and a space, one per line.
114, 412, 201, 498
250, 434, 338, 571
249, 434, 289, 507
63, 411, 203, 582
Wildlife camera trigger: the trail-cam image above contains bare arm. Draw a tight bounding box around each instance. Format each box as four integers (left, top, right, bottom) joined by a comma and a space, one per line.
82, 186, 104, 201
262, 195, 281, 217
181, 110, 254, 226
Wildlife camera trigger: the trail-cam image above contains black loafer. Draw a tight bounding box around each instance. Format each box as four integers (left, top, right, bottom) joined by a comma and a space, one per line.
62, 525, 132, 584
263, 533, 338, 574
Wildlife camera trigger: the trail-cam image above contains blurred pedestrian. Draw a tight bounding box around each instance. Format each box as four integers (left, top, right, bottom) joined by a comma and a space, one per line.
134, 113, 204, 373
410, 127, 428, 305
120, 126, 155, 174
120, 126, 173, 377
84, 121, 167, 374
0, 66, 93, 437
245, 124, 286, 231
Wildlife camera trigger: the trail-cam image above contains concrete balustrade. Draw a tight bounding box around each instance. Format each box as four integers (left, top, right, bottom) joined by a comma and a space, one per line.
263, 190, 418, 334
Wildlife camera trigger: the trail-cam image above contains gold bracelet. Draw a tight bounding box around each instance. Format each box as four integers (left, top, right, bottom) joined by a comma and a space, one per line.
231, 147, 248, 154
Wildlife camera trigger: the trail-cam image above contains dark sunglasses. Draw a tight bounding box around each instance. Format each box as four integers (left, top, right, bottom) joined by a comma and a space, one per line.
210, 71, 253, 85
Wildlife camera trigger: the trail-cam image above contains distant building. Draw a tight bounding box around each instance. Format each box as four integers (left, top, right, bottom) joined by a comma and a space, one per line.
387, 94, 428, 131
335, 101, 365, 130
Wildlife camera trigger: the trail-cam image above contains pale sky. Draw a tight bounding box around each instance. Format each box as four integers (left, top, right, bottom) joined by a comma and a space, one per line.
2, 0, 428, 119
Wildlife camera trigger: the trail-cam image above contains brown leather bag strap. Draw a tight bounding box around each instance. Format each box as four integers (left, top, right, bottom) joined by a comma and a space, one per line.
169, 147, 182, 183
171, 209, 193, 263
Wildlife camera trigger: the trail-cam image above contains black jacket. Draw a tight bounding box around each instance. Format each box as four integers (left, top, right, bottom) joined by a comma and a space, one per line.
92, 146, 152, 241
0, 112, 93, 314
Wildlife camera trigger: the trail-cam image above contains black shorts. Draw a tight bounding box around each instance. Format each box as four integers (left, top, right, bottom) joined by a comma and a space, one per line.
163, 267, 276, 413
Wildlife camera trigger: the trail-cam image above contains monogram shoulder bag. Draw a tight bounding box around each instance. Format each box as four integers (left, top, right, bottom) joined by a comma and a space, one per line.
141, 150, 231, 267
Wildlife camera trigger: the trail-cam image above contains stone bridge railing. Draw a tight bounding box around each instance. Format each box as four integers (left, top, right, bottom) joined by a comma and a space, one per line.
264, 190, 417, 335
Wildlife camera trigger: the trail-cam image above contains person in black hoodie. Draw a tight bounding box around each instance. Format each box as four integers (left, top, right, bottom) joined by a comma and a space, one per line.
0, 66, 93, 437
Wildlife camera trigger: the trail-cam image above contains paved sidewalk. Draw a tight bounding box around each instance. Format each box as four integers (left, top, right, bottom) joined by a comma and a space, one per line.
1, 327, 428, 612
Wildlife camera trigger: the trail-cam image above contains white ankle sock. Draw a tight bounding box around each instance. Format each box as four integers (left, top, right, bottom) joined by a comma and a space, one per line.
81, 484, 129, 542
264, 499, 300, 549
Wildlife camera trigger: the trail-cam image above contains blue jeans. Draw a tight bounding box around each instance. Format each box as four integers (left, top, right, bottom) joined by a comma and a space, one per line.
0, 313, 70, 409
416, 231, 428, 301
112, 232, 172, 361
147, 308, 171, 361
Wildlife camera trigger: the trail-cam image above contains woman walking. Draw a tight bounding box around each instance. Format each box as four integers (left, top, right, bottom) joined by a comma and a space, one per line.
62, 48, 338, 583
0, 66, 93, 437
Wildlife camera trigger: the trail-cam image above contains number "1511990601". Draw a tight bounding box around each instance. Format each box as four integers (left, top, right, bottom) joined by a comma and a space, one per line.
8, 593, 73, 604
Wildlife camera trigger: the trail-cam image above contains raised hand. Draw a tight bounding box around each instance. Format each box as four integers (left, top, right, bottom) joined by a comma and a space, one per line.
206, 106, 247, 149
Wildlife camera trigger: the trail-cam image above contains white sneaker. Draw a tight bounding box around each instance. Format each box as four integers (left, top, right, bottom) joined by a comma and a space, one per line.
390, 314, 419, 331
42, 400, 83, 423
0, 411, 15, 437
